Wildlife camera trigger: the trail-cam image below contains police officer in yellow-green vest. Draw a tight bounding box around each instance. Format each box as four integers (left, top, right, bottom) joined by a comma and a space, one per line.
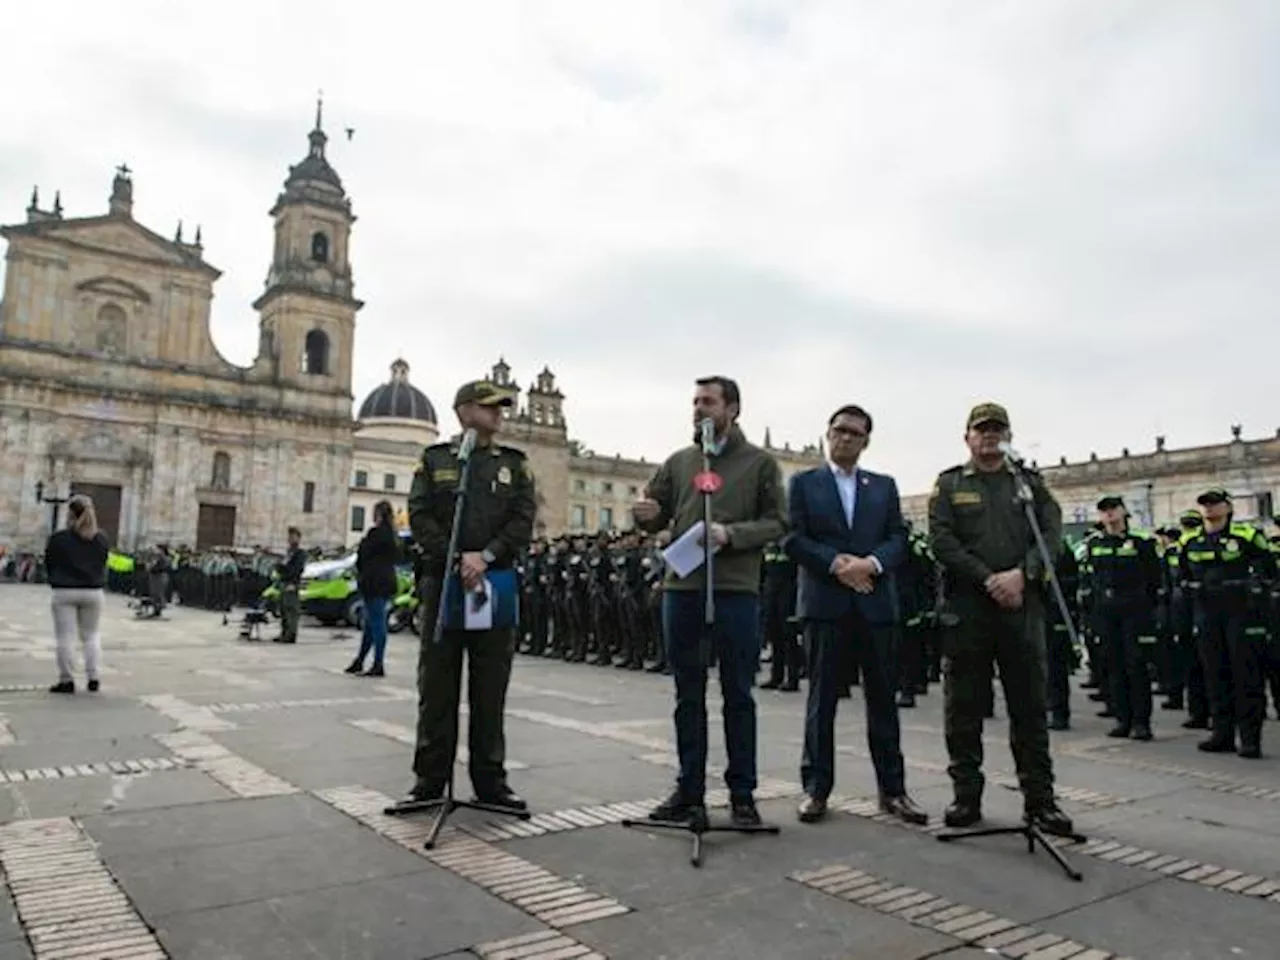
1081, 495, 1162, 741
1180, 488, 1276, 758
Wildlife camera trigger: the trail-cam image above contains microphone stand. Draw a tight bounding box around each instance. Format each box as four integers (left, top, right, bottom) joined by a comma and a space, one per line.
621, 425, 781, 867
936, 452, 1088, 882
384, 435, 531, 848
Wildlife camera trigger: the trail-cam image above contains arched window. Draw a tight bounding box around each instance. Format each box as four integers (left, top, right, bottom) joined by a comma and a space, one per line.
310, 231, 330, 263
211, 451, 231, 489
303, 328, 330, 375
96, 303, 127, 356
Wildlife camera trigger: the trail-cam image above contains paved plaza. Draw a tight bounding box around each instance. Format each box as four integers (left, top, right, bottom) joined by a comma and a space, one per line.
1, 584, 1278, 959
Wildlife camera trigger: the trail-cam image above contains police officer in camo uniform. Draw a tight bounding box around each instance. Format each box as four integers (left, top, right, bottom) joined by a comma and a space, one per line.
273, 529, 306, 643
403, 380, 537, 808
928, 402, 1073, 835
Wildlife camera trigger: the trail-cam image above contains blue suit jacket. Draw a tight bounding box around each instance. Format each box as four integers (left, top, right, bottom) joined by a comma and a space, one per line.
783, 465, 908, 625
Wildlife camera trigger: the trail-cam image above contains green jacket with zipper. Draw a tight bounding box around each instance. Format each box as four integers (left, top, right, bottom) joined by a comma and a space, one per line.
636, 425, 787, 594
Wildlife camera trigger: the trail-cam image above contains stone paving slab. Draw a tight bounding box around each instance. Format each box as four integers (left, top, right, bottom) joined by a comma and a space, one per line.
79, 794, 356, 859
573, 875, 953, 960
104, 817, 436, 920
1045, 871, 1280, 959
2, 767, 235, 820
152, 873, 539, 960
1, 584, 1279, 959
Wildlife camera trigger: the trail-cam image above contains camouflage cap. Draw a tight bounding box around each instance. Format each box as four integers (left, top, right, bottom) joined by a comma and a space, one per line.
453, 380, 515, 409
1196, 487, 1231, 505
966, 402, 1010, 429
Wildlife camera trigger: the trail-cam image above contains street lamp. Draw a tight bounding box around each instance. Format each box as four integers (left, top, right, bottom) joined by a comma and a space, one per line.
34, 480, 70, 533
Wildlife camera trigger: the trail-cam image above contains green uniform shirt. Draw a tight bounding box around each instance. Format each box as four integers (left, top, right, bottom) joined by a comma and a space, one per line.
407, 440, 536, 575
927, 460, 1063, 591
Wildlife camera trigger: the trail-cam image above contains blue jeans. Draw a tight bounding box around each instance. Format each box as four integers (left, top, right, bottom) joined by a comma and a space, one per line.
356, 595, 389, 668
663, 590, 760, 801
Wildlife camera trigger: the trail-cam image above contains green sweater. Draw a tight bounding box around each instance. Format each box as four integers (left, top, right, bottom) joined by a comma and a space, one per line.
637, 426, 787, 594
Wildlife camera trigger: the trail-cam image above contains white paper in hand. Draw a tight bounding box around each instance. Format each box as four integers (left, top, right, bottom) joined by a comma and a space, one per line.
463, 578, 494, 631
661, 521, 722, 579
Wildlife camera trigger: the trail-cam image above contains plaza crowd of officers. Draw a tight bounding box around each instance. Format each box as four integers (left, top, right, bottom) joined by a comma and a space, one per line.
515, 531, 670, 671
1056, 489, 1280, 759
510, 522, 948, 704
509, 493, 1280, 760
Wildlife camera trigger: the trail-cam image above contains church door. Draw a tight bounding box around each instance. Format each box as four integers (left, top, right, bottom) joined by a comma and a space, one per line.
196, 504, 237, 550
70, 483, 122, 546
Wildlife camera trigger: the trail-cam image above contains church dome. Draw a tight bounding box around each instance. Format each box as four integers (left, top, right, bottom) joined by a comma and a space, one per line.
359, 359, 437, 424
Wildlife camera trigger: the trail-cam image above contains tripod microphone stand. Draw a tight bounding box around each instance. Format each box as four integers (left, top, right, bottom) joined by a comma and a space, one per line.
621, 420, 780, 867
384, 431, 532, 849
936, 449, 1088, 882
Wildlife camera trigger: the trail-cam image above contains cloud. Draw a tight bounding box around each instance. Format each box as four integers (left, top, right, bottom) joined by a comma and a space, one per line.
2, 0, 1278, 495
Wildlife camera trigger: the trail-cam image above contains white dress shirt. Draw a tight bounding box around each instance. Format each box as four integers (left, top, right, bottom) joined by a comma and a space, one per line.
827, 460, 883, 575
828, 460, 859, 526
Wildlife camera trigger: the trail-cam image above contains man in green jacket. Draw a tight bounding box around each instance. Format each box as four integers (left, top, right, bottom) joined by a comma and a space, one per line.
632, 375, 787, 828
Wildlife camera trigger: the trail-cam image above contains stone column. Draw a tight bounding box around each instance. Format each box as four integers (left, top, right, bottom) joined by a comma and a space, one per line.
124, 462, 147, 550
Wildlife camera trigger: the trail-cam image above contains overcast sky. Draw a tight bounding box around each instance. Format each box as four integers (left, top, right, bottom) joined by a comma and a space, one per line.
4, 1, 1278, 493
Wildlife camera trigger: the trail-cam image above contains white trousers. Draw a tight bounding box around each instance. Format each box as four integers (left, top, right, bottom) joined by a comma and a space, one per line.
51, 589, 104, 682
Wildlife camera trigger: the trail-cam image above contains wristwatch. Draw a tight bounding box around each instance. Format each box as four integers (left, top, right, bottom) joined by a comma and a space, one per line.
481, 548, 497, 565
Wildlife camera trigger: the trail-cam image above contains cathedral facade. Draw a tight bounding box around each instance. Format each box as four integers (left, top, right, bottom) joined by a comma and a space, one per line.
0, 110, 360, 552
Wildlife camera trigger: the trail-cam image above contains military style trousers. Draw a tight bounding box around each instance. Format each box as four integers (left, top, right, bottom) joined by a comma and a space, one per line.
1195, 597, 1267, 747
944, 592, 1054, 807
762, 580, 801, 687
413, 579, 517, 795
1043, 619, 1073, 722
1167, 592, 1209, 720
1094, 599, 1154, 729
279, 586, 300, 643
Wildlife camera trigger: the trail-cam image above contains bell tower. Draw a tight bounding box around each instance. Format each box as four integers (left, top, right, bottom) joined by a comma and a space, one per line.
253, 98, 362, 393
526, 366, 565, 430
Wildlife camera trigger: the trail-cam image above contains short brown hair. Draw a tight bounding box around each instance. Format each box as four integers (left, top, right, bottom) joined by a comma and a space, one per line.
695, 376, 741, 413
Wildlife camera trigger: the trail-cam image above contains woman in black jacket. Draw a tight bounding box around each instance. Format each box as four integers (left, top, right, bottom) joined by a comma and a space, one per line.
345, 500, 401, 677
44, 495, 110, 694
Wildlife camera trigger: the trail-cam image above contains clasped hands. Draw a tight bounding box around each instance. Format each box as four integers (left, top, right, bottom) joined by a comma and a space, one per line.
459, 551, 488, 591
832, 554, 878, 594
984, 568, 1025, 610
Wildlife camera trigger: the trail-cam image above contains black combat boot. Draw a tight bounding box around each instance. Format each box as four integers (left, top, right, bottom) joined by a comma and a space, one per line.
944, 799, 982, 828
1238, 729, 1262, 759
1198, 731, 1236, 753
1026, 799, 1075, 837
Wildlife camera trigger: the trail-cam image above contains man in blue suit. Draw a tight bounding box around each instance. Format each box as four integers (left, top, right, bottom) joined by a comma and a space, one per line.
784, 404, 928, 825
